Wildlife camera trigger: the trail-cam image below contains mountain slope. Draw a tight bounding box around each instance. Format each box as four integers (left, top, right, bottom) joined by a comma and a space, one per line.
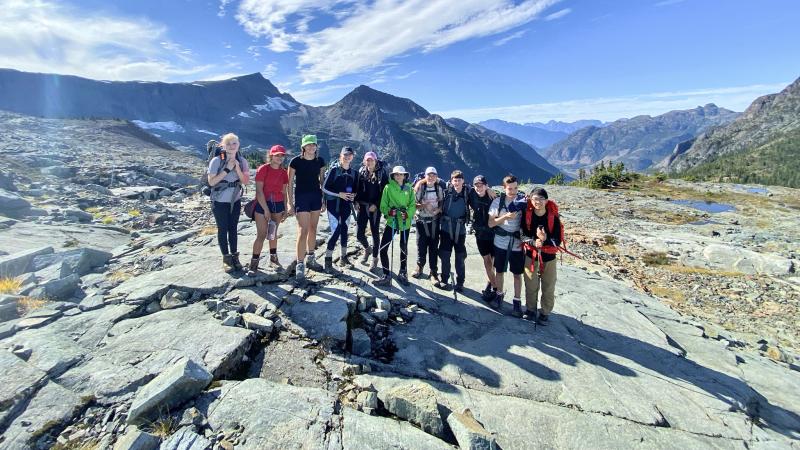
478, 119, 568, 149
662, 77, 800, 176
545, 104, 739, 172
524, 119, 606, 134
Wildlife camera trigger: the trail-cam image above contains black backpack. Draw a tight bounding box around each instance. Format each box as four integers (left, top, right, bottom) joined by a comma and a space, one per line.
201, 140, 244, 197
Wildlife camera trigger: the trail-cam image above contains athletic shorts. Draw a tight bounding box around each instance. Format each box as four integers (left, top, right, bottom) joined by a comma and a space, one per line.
476, 238, 494, 257
494, 246, 524, 275
255, 201, 285, 215
294, 191, 322, 212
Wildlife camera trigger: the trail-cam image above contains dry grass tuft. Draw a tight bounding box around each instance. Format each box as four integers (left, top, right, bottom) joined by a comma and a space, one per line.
200, 225, 218, 236
663, 264, 743, 277
649, 286, 686, 304
17, 296, 51, 315
0, 277, 22, 294
107, 270, 133, 282
128, 209, 141, 217
643, 251, 670, 266
146, 413, 178, 438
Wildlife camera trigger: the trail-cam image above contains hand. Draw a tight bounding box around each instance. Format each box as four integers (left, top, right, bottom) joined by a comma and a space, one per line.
281, 211, 288, 221
225, 157, 236, 170
286, 204, 294, 216
320, 201, 326, 213
536, 226, 546, 240
368, 204, 377, 213
487, 189, 497, 199
353, 203, 360, 213
535, 239, 543, 248
503, 211, 517, 221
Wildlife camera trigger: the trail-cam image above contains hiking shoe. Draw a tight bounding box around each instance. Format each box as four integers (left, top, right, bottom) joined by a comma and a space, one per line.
398, 272, 410, 286
339, 255, 351, 268
490, 292, 504, 311
373, 275, 391, 287
246, 257, 260, 276
324, 256, 334, 273
512, 299, 523, 318
360, 247, 371, 265
231, 253, 244, 271
523, 310, 537, 322
369, 257, 379, 272
269, 254, 283, 270
222, 255, 235, 273
434, 280, 452, 291
295, 261, 306, 281
536, 311, 549, 326
411, 266, 424, 279
481, 287, 494, 301
306, 256, 324, 272
454, 283, 464, 293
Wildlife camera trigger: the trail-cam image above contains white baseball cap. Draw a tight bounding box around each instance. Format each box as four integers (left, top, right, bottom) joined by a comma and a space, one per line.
425, 166, 437, 175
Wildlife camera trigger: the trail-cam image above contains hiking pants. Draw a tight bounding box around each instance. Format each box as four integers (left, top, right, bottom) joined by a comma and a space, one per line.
356, 206, 381, 258
212, 200, 241, 255
523, 255, 557, 314
326, 200, 352, 251
438, 231, 466, 285
379, 226, 409, 277
415, 219, 439, 272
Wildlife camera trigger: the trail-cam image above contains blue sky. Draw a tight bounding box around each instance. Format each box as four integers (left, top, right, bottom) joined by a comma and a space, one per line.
1, 0, 798, 122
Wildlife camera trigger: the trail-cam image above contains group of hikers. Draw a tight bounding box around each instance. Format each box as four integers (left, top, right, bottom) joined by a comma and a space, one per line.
206, 133, 564, 324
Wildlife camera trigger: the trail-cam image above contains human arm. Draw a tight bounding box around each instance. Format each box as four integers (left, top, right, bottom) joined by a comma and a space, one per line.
286, 164, 296, 215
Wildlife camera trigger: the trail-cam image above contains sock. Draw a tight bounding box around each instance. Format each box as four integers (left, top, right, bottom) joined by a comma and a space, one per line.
326, 249, 333, 258
252, 254, 260, 259
306, 252, 315, 262
269, 248, 277, 255
341, 247, 347, 258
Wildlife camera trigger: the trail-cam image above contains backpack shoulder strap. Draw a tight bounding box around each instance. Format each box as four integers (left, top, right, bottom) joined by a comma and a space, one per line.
498, 193, 507, 213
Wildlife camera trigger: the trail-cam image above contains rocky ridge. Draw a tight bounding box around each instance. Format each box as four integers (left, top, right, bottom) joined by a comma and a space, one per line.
0, 113, 798, 449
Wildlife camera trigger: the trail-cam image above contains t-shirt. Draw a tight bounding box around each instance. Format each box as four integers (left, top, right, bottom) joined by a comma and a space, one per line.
488, 195, 522, 251
417, 183, 441, 219
441, 188, 467, 236
208, 156, 249, 203
468, 189, 494, 240
255, 164, 289, 203
289, 156, 326, 194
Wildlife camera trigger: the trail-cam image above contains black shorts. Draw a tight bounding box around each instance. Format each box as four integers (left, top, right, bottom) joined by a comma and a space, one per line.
494, 246, 524, 274
255, 201, 285, 215
476, 238, 494, 257
294, 191, 322, 212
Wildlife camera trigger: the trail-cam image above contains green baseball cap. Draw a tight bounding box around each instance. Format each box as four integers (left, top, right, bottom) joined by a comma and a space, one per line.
301, 134, 318, 148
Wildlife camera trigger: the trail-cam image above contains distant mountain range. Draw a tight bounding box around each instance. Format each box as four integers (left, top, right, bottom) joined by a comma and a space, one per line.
544, 104, 739, 172
0, 69, 560, 183
660, 77, 800, 188
524, 119, 607, 134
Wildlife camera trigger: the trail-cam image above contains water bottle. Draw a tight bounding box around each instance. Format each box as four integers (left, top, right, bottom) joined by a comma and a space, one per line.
267, 219, 277, 241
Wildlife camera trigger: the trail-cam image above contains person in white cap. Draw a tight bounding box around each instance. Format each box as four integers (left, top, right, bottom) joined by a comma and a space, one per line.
373, 166, 416, 287
412, 166, 445, 282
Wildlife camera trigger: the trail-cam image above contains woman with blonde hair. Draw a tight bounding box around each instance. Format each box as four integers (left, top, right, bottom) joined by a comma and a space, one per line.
207, 133, 250, 272
248, 145, 290, 275
286, 134, 326, 282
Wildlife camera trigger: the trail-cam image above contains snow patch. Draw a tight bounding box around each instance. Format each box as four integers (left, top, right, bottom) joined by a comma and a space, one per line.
196, 129, 218, 136
191, 83, 205, 87
132, 120, 185, 133
237, 112, 252, 118
252, 96, 296, 112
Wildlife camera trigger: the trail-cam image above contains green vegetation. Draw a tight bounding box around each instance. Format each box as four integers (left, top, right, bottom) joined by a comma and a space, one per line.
678, 127, 800, 188
546, 173, 565, 185
243, 151, 264, 169
571, 161, 634, 189
643, 251, 670, 266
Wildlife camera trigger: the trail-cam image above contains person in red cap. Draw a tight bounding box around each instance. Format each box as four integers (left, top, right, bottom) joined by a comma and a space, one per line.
248, 144, 290, 275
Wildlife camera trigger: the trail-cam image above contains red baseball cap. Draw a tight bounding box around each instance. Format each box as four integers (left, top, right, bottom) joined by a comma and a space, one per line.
269, 145, 286, 156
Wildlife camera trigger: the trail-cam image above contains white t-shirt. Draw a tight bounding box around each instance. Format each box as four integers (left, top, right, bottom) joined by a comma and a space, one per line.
488, 195, 522, 251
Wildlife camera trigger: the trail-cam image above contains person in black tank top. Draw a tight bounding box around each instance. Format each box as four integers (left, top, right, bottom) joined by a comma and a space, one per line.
287, 134, 326, 282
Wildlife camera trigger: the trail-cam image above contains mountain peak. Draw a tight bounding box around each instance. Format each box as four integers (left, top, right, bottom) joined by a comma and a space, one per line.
334, 85, 430, 122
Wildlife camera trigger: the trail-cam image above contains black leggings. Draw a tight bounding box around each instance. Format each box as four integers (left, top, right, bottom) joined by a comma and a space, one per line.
326, 199, 352, 251
212, 200, 241, 255
356, 207, 381, 258
416, 219, 439, 271
379, 226, 409, 276
439, 231, 467, 284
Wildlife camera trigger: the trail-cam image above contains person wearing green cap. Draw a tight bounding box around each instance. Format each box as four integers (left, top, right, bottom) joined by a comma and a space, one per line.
287, 134, 327, 282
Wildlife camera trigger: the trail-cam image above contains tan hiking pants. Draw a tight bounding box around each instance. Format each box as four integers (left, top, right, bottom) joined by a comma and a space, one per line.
523, 256, 557, 314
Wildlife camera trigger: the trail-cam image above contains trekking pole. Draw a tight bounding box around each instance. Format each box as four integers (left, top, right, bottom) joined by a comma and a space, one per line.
389, 214, 398, 286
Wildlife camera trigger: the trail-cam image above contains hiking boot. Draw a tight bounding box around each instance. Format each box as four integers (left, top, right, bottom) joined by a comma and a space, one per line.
306, 255, 324, 272
523, 309, 537, 322
373, 274, 391, 287
454, 283, 464, 293
512, 299, 523, 318
398, 271, 410, 286
536, 311, 549, 326
286, 259, 298, 276
411, 265, 424, 279
295, 261, 306, 281
222, 255, 235, 273
434, 280, 452, 291
490, 292, 504, 311
324, 256, 334, 273
231, 253, 244, 271
369, 257, 379, 273
269, 253, 282, 269
246, 256, 260, 276
360, 246, 371, 265
339, 254, 351, 268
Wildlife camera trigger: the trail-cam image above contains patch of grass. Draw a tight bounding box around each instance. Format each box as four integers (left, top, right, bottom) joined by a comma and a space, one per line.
128, 209, 141, 217
642, 251, 670, 266
0, 277, 22, 294
601, 244, 618, 254
85, 207, 102, 214
603, 235, 618, 246
649, 286, 686, 304
101, 216, 114, 225
200, 225, 218, 236
51, 439, 100, 450
145, 413, 178, 439
64, 237, 80, 248
17, 296, 51, 315
107, 270, 133, 282
663, 265, 743, 277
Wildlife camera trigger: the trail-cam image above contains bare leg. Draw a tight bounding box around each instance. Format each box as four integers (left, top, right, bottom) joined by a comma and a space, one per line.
295, 212, 310, 260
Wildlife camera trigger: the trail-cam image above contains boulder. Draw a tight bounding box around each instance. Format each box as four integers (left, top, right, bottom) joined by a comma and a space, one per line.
0, 246, 53, 278
29, 273, 80, 300
351, 328, 372, 357
1, 381, 86, 449
0, 351, 49, 430
241, 313, 273, 334
341, 408, 452, 450
383, 382, 446, 439
160, 427, 212, 450
279, 287, 350, 345
0, 188, 31, 216
0, 171, 16, 191
127, 359, 213, 425
447, 408, 497, 450
64, 208, 93, 223
40, 166, 76, 178
113, 427, 161, 450
85, 184, 114, 196
31, 248, 112, 276
0, 295, 20, 322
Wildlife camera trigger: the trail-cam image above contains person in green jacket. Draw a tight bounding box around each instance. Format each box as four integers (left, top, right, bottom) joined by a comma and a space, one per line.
374, 166, 416, 287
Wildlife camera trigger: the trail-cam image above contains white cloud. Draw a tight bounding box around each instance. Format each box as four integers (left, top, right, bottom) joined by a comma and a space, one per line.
234, 0, 561, 83
544, 8, 571, 21
493, 29, 527, 46
262, 63, 278, 78
218, 0, 235, 17
435, 83, 789, 123
0, 0, 212, 81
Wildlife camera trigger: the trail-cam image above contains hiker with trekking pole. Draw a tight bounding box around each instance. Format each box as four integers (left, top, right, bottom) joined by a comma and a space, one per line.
521, 187, 565, 325
435, 170, 470, 292
355, 151, 389, 273
373, 166, 416, 287
321, 146, 360, 273
487, 175, 527, 316
412, 167, 445, 283
246, 145, 289, 275
206, 133, 250, 273
286, 134, 326, 283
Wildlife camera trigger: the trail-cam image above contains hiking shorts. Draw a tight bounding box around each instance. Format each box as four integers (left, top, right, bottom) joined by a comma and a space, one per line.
294, 191, 322, 212
494, 247, 524, 275
255, 201, 285, 215
476, 238, 494, 257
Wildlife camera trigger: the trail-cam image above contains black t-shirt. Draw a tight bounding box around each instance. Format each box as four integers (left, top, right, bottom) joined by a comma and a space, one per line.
290, 156, 326, 194
468, 189, 494, 240
523, 209, 561, 262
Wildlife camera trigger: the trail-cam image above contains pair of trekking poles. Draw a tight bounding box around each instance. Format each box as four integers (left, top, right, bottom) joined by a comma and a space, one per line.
377, 207, 408, 286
